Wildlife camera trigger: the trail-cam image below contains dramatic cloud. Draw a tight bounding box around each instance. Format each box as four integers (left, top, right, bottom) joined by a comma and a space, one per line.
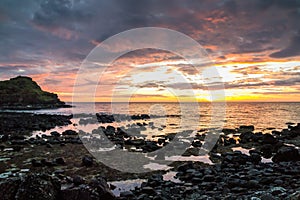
1, 0, 300, 101
270, 34, 300, 58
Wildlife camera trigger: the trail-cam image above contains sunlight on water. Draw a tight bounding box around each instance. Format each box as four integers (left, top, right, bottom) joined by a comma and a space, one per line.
30, 102, 300, 137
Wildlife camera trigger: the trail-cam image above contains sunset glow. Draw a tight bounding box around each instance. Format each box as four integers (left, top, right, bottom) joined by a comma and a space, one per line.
1, 0, 300, 102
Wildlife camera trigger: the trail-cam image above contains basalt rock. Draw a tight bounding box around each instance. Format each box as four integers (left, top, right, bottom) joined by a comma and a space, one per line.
0, 173, 60, 200
0, 174, 115, 200
272, 146, 300, 162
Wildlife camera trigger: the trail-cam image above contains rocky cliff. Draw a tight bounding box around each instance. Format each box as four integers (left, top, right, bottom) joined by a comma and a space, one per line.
0, 76, 70, 109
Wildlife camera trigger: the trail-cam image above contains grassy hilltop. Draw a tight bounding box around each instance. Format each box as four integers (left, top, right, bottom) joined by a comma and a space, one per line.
0, 76, 70, 109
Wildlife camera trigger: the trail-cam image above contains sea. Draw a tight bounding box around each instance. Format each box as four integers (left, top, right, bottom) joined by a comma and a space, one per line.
14, 102, 300, 133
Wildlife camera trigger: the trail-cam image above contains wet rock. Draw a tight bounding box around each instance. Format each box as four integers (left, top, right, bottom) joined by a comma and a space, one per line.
192, 140, 202, 147
53, 169, 65, 175
182, 147, 199, 156
12, 145, 23, 151
0, 177, 21, 200
260, 193, 275, 200
62, 130, 77, 136
59, 185, 91, 200
141, 186, 156, 195
88, 177, 115, 200
125, 139, 145, 146
82, 155, 93, 167
269, 187, 286, 195
60, 177, 115, 200
239, 125, 255, 133
73, 175, 85, 186
228, 138, 236, 145
203, 175, 215, 182
246, 180, 259, 189
222, 128, 236, 135
15, 173, 60, 200
272, 146, 300, 162
106, 126, 116, 135
260, 144, 274, 158
227, 178, 243, 188
41, 159, 54, 167
31, 159, 43, 167
141, 141, 160, 152
288, 191, 300, 200
262, 134, 278, 144
290, 123, 300, 131
141, 114, 150, 120
222, 151, 250, 165
157, 138, 165, 145
96, 113, 115, 123
0, 113, 72, 136
250, 153, 262, 164
120, 191, 135, 198
50, 131, 60, 137
55, 157, 66, 165
240, 131, 254, 143
10, 140, 27, 145
177, 162, 193, 172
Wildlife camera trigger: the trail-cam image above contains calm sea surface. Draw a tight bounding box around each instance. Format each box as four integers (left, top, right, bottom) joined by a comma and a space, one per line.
5, 102, 299, 170
16, 102, 300, 132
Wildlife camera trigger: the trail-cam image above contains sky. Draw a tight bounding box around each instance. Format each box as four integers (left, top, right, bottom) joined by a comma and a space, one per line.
1, 0, 300, 102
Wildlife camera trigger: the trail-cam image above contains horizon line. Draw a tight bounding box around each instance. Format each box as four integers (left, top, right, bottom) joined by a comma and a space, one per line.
68, 101, 300, 103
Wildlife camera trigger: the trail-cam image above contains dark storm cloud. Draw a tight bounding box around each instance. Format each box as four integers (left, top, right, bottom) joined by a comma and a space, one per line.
270, 34, 300, 58
1, 0, 300, 80
32, 0, 91, 27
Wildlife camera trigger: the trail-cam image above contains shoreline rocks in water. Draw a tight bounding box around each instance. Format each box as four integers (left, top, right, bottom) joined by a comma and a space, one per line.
0, 111, 300, 199
0, 76, 71, 110
0, 112, 72, 136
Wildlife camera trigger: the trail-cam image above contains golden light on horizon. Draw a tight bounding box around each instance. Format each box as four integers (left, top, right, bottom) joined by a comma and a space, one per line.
35, 56, 300, 103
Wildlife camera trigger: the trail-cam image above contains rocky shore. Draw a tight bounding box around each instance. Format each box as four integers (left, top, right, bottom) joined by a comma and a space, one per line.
0, 112, 72, 135
0, 112, 300, 199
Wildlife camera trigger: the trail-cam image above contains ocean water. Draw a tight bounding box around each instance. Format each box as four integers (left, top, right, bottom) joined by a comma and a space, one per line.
5, 102, 296, 174
24, 102, 300, 132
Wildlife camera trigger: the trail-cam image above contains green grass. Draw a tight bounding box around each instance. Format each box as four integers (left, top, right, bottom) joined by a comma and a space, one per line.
0, 76, 64, 106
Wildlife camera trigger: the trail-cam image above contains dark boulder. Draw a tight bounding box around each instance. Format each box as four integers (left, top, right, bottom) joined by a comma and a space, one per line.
141, 114, 150, 120
262, 134, 278, 144
16, 173, 60, 200
272, 146, 300, 162
239, 131, 254, 143
260, 144, 274, 158
250, 152, 262, 164
55, 157, 66, 165
31, 159, 43, 167
0, 177, 21, 200
62, 130, 77, 136
73, 175, 85, 186
105, 126, 116, 135
239, 125, 254, 133
50, 131, 60, 137
60, 177, 115, 200
82, 155, 93, 167
96, 114, 115, 123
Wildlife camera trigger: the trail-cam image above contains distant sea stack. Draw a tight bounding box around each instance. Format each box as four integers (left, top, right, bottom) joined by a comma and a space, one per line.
0, 76, 71, 110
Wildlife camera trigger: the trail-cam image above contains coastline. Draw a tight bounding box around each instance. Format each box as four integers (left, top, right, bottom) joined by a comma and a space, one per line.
0, 110, 299, 199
